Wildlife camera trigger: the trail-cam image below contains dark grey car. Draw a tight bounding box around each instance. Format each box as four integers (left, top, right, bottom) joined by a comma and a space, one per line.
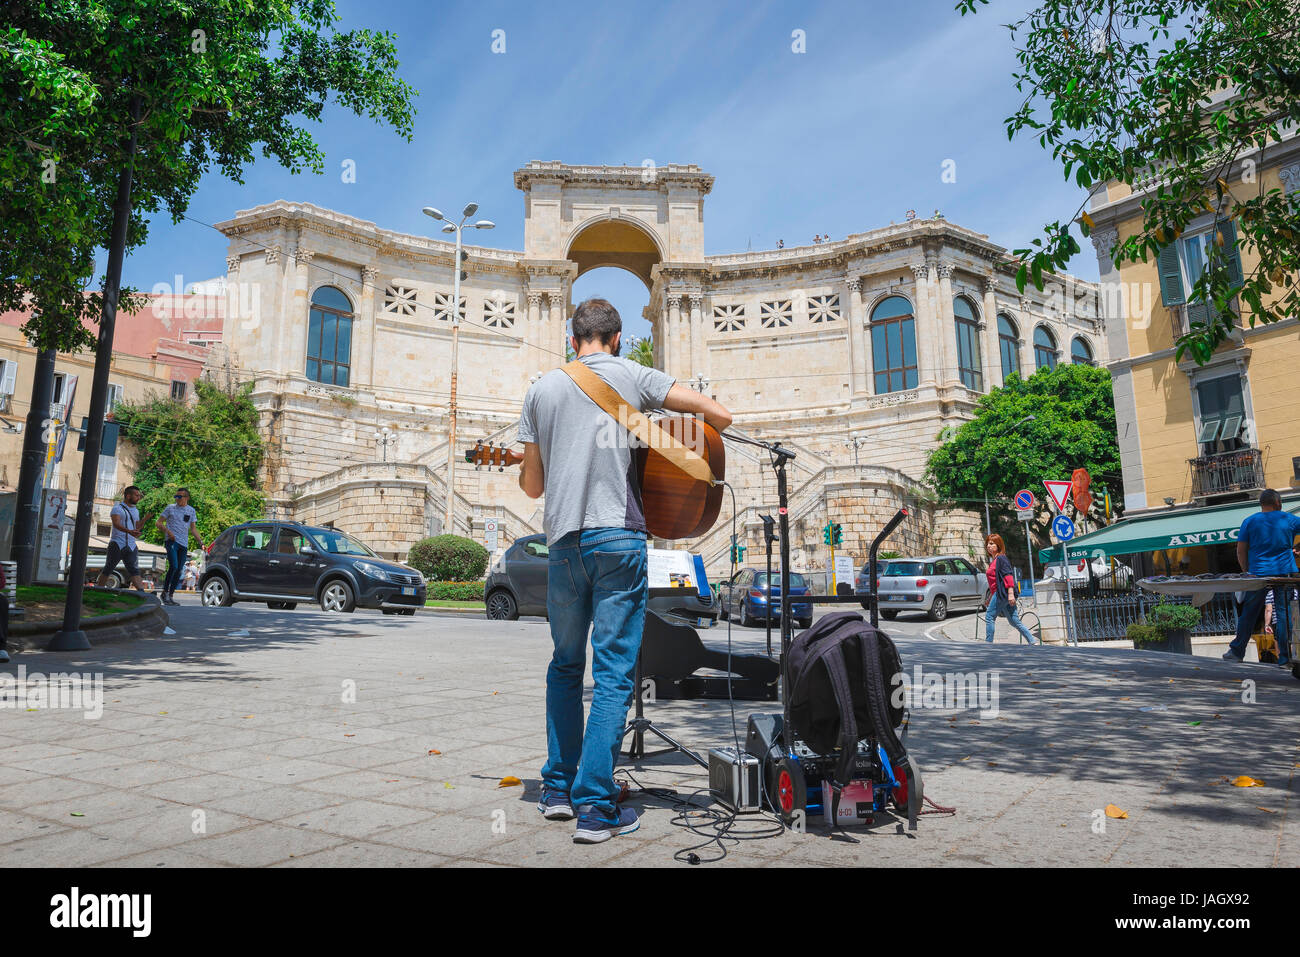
483, 533, 717, 628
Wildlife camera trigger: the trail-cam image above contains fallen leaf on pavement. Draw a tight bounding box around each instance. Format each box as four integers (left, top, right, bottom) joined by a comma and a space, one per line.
1257, 806, 1275, 813
443, 782, 455, 789
428, 749, 441, 755
344, 734, 355, 738
1105, 804, 1128, 819
70, 812, 84, 817
1187, 721, 1202, 727
498, 775, 523, 788
1231, 776, 1264, 787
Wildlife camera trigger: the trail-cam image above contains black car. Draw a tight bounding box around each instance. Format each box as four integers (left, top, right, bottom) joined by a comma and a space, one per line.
484, 533, 718, 628
199, 521, 426, 614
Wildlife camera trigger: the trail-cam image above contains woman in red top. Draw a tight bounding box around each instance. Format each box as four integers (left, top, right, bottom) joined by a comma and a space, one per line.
983, 534, 1038, 644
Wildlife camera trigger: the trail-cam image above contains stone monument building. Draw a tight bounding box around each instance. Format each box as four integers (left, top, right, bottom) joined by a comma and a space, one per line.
212, 162, 1103, 574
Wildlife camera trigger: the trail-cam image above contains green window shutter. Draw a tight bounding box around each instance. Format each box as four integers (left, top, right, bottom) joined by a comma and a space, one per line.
1185, 300, 1210, 329
1157, 244, 1185, 306
1215, 219, 1244, 288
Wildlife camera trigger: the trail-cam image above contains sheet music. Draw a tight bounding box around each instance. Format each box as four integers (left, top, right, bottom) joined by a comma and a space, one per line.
647, 548, 698, 590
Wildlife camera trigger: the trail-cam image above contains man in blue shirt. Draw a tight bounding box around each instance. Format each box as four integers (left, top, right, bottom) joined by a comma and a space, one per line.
1225, 489, 1300, 665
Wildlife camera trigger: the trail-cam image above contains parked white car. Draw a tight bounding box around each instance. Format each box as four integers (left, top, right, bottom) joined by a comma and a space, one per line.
1043, 556, 1132, 586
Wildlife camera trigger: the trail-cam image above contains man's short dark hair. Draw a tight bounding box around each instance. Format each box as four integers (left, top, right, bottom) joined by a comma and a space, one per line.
1261, 488, 1282, 509
123, 485, 140, 497
571, 298, 622, 347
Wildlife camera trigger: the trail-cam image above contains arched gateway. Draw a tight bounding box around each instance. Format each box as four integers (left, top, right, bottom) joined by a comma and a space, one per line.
213, 162, 1102, 574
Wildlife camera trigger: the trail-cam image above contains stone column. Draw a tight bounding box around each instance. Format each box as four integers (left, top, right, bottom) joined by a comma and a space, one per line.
356, 265, 378, 388
908, 262, 936, 386
846, 278, 866, 394
549, 290, 566, 367
688, 294, 704, 381
934, 262, 956, 388
980, 275, 1000, 391
666, 293, 682, 378
526, 292, 543, 373
289, 245, 315, 377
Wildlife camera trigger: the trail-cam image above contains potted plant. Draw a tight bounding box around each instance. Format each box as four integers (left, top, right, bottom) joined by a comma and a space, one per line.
1127, 602, 1201, 654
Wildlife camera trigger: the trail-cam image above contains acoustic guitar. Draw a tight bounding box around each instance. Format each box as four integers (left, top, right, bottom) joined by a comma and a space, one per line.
463, 414, 725, 540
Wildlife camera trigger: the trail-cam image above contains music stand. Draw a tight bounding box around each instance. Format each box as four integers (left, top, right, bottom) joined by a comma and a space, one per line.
620, 586, 708, 769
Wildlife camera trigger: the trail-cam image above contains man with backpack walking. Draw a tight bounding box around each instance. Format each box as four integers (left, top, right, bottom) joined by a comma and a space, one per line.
982, 534, 1039, 644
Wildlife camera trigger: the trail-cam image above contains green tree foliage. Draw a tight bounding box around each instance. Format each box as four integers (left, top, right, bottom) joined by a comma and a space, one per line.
957, 0, 1300, 362
2, 0, 417, 351
407, 534, 489, 582
626, 335, 654, 367
112, 379, 265, 546
924, 364, 1122, 543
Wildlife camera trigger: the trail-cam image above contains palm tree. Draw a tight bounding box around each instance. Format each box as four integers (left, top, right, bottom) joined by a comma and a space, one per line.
626, 335, 654, 367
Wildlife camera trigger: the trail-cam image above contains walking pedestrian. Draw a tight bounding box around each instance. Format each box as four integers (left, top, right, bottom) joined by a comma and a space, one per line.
1224, 489, 1300, 665
97, 485, 148, 591
981, 534, 1039, 644
157, 488, 203, 607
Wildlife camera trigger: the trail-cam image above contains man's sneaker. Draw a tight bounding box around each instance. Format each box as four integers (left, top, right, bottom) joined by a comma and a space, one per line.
0, 649, 9, 664
573, 804, 639, 844
1222, 650, 1243, 662
537, 788, 573, 821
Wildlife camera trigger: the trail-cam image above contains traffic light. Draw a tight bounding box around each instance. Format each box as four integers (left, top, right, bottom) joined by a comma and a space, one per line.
729, 543, 746, 564
823, 521, 833, 546
832, 522, 843, 547
459, 249, 469, 282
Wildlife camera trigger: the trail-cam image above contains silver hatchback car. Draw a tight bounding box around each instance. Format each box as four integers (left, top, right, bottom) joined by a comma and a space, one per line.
855, 555, 984, 621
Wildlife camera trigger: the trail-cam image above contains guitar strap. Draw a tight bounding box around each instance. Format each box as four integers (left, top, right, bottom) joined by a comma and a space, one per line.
561, 360, 718, 486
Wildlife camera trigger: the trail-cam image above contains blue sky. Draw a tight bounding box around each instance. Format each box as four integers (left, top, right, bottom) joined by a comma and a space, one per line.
120, 0, 1097, 345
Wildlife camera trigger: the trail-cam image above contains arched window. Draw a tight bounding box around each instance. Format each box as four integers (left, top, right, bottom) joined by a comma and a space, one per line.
953, 296, 982, 390
1033, 326, 1058, 371
998, 314, 1021, 381
1071, 336, 1094, 366
870, 296, 918, 394
307, 286, 354, 386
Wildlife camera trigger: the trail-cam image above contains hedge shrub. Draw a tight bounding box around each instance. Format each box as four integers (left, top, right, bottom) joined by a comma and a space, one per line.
428, 581, 485, 601
408, 535, 489, 581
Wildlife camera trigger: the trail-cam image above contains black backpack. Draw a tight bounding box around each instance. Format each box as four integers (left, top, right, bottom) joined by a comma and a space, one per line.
784, 611, 917, 827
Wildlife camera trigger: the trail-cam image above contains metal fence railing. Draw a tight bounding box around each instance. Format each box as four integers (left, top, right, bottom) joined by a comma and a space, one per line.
1070, 589, 1240, 642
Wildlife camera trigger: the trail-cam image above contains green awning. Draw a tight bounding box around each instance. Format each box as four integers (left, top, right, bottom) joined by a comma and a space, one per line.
1038, 499, 1300, 563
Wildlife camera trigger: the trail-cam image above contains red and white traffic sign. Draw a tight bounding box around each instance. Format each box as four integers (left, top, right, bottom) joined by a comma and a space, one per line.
1014, 489, 1036, 510
1043, 480, 1073, 512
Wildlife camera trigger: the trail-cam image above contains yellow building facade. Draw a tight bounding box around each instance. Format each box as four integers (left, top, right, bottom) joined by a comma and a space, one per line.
1088, 136, 1300, 529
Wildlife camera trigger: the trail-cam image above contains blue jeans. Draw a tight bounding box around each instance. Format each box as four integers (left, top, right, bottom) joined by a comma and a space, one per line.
1230, 588, 1292, 664
986, 596, 1038, 644
541, 528, 648, 814
163, 540, 187, 594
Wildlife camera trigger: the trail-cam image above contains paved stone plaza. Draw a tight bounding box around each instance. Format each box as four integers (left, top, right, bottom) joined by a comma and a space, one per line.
0, 600, 1295, 867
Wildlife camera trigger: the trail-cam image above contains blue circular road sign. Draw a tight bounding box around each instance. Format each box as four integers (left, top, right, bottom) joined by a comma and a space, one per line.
1052, 514, 1075, 542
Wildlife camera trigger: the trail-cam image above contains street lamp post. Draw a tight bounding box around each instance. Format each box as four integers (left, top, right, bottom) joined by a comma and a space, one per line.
689, 374, 708, 394
423, 204, 494, 536
375, 426, 395, 463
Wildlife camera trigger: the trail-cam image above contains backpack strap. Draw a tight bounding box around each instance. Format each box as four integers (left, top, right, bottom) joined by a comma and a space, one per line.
815, 641, 858, 829
856, 628, 920, 830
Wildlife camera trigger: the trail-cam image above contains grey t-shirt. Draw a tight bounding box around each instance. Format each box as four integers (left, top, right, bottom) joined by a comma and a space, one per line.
109, 502, 139, 550
517, 353, 675, 544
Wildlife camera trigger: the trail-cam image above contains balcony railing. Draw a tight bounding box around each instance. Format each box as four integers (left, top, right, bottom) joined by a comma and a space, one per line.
1189, 447, 1265, 500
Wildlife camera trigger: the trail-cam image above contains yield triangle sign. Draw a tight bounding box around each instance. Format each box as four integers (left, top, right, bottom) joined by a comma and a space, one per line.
1043, 480, 1073, 512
